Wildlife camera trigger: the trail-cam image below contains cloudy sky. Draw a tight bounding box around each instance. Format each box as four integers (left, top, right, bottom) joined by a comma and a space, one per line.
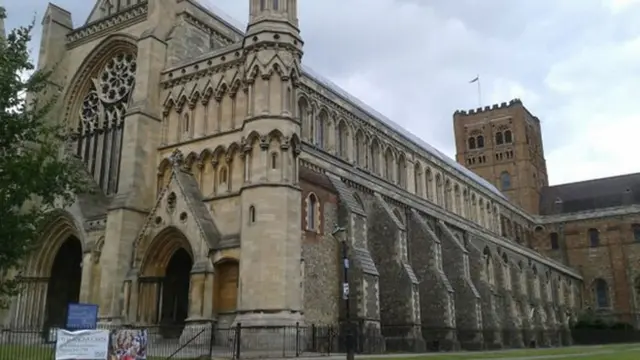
3, 0, 640, 186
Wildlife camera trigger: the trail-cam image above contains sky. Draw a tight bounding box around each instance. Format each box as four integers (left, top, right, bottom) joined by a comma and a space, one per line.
2, 0, 640, 186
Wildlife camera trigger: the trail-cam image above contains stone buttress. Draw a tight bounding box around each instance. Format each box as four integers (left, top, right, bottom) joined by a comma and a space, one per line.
467, 237, 503, 349
436, 221, 484, 350
407, 210, 458, 351
368, 194, 425, 352
496, 255, 524, 348
327, 176, 384, 353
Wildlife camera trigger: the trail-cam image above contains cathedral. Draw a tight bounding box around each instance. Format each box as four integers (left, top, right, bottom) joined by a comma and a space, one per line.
2, 0, 637, 352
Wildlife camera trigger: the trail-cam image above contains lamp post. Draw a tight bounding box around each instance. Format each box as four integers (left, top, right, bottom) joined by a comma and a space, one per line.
332, 224, 354, 360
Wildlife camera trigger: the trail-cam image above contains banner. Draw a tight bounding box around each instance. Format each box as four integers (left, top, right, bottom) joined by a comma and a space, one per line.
55, 329, 109, 360
110, 328, 148, 360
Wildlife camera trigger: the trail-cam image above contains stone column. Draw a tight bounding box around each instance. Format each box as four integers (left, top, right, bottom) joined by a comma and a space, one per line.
79, 252, 94, 303
180, 260, 215, 346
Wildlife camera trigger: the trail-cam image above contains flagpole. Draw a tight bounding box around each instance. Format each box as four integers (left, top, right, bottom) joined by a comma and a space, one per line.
476, 74, 482, 107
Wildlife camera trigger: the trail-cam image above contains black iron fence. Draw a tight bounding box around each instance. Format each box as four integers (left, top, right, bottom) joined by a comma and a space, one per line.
2, 321, 640, 359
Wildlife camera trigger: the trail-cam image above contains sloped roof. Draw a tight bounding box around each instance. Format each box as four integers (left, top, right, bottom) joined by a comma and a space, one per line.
195, 1, 507, 200
540, 173, 640, 215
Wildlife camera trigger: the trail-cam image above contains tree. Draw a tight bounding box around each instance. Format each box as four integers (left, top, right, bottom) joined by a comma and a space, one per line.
0, 7, 91, 308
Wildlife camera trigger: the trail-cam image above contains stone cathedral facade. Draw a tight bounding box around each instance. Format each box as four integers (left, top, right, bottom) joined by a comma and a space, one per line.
0, 0, 600, 351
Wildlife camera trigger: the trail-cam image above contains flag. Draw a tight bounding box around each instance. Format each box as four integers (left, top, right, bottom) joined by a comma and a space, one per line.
469, 76, 479, 83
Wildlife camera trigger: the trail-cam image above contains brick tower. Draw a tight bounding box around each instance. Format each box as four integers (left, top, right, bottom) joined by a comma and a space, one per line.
453, 99, 548, 214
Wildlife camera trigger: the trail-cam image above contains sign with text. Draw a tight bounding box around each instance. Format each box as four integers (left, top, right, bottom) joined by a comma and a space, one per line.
55, 329, 109, 360
66, 303, 99, 330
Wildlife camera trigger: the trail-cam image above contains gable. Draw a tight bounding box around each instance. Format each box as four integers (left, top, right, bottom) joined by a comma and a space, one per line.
85, 0, 146, 24
132, 149, 222, 266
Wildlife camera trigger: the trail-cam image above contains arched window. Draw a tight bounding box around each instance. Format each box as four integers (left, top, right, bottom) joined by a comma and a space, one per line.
588, 228, 599, 247
468, 137, 476, 149
272, 0, 279, 10
260, 0, 266, 10
271, 152, 278, 169
504, 130, 513, 143
183, 113, 190, 135
594, 278, 609, 308
500, 171, 511, 190
495, 132, 504, 145
337, 121, 348, 158
306, 194, 318, 231
476, 135, 485, 148
219, 167, 228, 185
549, 232, 559, 250
248, 206, 256, 224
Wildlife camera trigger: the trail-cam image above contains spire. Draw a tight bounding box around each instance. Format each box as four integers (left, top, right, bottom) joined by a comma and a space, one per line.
247, 0, 299, 37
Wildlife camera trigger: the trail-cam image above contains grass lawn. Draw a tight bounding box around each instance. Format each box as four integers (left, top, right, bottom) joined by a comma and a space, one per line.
372, 343, 640, 360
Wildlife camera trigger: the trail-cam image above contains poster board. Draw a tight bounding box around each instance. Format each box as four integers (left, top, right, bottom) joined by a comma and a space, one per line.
55, 329, 109, 360
109, 328, 148, 359
66, 303, 99, 330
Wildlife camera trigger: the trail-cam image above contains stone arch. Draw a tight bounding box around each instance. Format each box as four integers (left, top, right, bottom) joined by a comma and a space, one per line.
214, 258, 240, 313
414, 161, 423, 196
16, 210, 86, 330
396, 152, 407, 188
435, 173, 444, 206
336, 119, 349, 159
317, 108, 330, 148
137, 227, 194, 331
354, 128, 366, 166
383, 146, 395, 182
298, 95, 312, 140
370, 137, 381, 174
64, 34, 138, 195
62, 33, 138, 127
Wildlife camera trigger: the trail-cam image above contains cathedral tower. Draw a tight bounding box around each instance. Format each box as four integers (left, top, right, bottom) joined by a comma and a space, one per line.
236, 0, 304, 326
453, 99, 548, 214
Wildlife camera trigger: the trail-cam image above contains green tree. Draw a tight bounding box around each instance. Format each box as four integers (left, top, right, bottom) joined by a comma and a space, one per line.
0, 7, 91, 308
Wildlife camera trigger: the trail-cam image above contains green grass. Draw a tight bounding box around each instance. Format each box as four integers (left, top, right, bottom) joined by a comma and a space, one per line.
373, 343, 640, 360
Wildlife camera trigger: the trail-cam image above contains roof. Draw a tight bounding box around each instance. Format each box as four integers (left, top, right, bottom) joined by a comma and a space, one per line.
195, 1, 507, 200
540, 173, 640, 215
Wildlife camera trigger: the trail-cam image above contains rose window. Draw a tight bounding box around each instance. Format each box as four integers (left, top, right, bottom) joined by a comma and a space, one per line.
98, 53, 137, 104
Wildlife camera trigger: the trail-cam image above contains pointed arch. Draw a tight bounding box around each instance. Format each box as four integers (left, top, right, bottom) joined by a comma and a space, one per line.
396, 153, 407, 188
62, 33, 138, 127
317, 109, 329, 149
414, 161, 423, 196
370, 137, 381, 174
305, 192, 320, 232
355, 128, 366, 166
383, 146, 395, 182
298, 96, 311, 140
337, 119, 349, 159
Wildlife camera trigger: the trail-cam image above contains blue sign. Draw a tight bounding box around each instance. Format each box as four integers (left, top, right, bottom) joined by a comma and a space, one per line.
66, 303, 99, 330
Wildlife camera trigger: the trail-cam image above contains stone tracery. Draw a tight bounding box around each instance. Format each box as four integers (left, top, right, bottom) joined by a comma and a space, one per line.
75, 52, 137, 195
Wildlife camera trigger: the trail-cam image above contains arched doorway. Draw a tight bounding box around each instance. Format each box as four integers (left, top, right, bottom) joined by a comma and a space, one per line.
160, 248, 192, 337
44, 237, 82, 330
215, 260, 239, 313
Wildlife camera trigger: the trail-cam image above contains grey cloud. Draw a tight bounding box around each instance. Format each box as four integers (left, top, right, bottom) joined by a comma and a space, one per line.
4, 0, 640, 184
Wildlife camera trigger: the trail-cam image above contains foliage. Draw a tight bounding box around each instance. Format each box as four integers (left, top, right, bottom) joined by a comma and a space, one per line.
0, 7, 91, 308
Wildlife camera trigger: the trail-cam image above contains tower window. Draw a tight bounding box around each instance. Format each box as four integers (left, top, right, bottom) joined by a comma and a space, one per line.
248, 206, 256, 224
183, 113, 190, 134
500, 171, 511, 190
468, 137, 476, 150
588, 228, 599, 247
550, 232, 559, 250
504, 130, 513, 143
272, 0, 279, 10
260, 0, 266, 11
271, 152, 278, 169
476, 135, 484, 148
495, 132, 504, 145
306, 193, 319, 232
